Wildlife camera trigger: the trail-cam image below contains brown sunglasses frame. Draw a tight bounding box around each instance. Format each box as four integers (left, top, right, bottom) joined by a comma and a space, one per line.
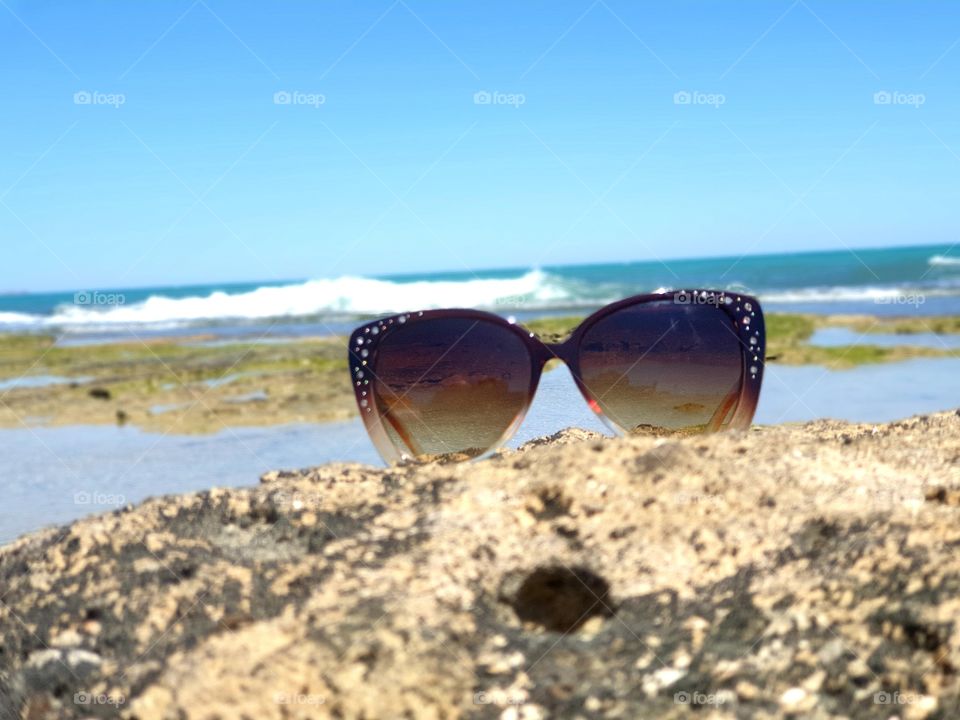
348, 289, 765, 463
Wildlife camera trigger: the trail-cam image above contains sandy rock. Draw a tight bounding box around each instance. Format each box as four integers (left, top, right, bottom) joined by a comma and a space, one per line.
1, 411, 960, 718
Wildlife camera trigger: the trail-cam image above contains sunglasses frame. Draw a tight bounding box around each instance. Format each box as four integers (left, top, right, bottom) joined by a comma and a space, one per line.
348, 289, 765, 463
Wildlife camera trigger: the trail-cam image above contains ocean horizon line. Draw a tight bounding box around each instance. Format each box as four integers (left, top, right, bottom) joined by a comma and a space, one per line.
5, 240, 956, 299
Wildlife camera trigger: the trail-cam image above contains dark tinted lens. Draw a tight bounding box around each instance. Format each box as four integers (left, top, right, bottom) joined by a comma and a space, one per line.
370, 318, 533, 460
577, 300, 743, 434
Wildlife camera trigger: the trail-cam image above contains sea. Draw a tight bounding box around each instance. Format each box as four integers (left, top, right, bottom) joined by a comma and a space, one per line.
2, 243, 960, 543
2, 244, 959, 341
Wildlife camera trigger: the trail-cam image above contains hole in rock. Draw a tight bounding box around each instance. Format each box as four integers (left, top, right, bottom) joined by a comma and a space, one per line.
510, 566, 614, 633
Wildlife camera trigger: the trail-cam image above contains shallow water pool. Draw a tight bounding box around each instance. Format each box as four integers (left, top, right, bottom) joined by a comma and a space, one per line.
2, 358, 958, 545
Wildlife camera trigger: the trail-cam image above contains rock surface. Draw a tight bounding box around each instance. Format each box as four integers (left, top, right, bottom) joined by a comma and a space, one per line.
2, 411, 960, 719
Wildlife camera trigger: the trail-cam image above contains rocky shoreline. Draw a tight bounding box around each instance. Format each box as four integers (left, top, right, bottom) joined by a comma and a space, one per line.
1, 312, 957, 434
2, 410, 959, 718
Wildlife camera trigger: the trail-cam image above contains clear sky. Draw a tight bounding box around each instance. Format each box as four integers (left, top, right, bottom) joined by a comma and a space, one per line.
1, 0, 958, 292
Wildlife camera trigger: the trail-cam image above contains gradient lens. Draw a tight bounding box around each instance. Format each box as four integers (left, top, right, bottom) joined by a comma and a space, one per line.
369, 318, 533, 461
577, 300, 744, 435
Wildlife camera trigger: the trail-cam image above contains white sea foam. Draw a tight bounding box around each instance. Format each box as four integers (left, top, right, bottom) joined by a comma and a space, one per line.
0, 271, 585, 330
762, 284, 958, 304
0, 311, 40, 325
929, 254, 960, 267
3, 270, 960, 332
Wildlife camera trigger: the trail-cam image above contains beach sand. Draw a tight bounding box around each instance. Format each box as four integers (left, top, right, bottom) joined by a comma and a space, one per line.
2, 409, 959, 719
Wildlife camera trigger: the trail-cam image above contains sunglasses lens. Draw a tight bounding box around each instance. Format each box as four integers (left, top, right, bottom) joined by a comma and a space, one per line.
367, 318, 533, 461
577, 300, 744, 434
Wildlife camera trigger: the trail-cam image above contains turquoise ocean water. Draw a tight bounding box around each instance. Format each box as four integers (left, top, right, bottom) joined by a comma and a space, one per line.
2, 244, 958, 340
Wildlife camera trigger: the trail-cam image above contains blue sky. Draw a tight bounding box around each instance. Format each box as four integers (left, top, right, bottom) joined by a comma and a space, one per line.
1, 0, 958, 292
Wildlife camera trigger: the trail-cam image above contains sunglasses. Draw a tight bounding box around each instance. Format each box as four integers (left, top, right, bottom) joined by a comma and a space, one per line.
348, 289, 765, 463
